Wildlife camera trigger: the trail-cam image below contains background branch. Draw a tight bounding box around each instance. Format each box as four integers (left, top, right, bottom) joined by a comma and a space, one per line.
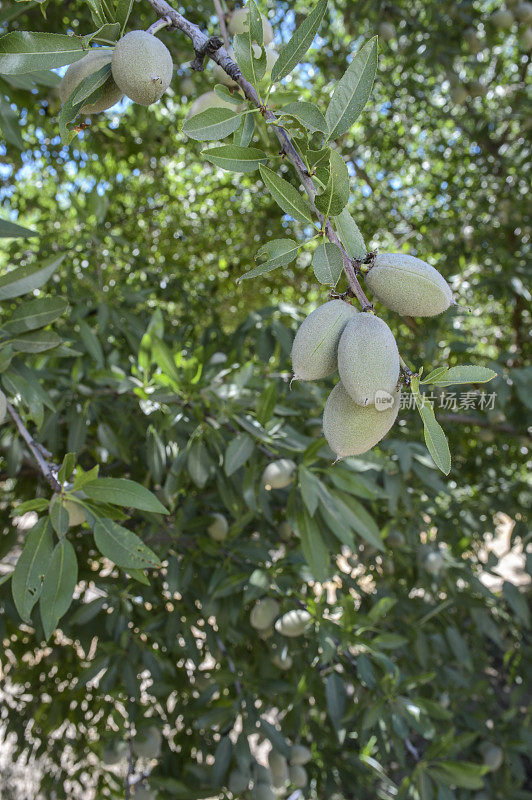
213, 0, 230, 50
5, 402, 61, 492
146, 0, 372, 309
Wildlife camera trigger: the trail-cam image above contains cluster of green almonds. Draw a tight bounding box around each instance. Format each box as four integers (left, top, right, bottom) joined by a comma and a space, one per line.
250, 598, 311, 637
228, 742, 311, 798
291, 253, 454, 459
59, 30, 173, 114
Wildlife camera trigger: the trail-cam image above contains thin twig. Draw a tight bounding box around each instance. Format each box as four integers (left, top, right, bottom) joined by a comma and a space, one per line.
5, 401, 61, 492
145, 0, 372, 309
213, 0, 230, 50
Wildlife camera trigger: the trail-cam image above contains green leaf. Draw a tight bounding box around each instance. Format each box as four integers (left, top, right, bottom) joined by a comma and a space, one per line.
183, 107, 244, 141
411, 377, 451, 475
271, 0, 327, 82
224, 434, 254, 476
278, 101, 328, 133
69, 62, 111, 106
78, 320, 104, 366
211, 736, 233, 788
259, 165, 314, 225
233, 112, 255, 147
334, 207, 366, 258
326, 37, 378, 140
294, 507, 330, 581
81, 23, 120, 48
10, 330, 61, 353
234, 32, 266, 85
259, 719, 291, 759
115, 0, 134, 35
312, 242, 344, 286
247, 1, 263, 46
4, 297, 67, 334
93, 517, 162, 570
298, 465, 321, 515
315, 150, 350, 217
0, 254, 65, 300
325, 672, 347, 733
503, 581, 530, 628
238, 238, 299, 281
429, 365, 498, 387
204, 144, 267, 173
39, 538, 78, 640
83, 477, 169, 514
151, 336, 181, 385
11, 518, 53, 622
430, 761, 489, 790
0, 218, 38, 238
0, 31, 85, 74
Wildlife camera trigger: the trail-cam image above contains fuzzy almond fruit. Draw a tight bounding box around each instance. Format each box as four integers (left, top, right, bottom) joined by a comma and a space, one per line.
337, 313, 400, 406
323, 382, 400, 458
292, 299, 357, 381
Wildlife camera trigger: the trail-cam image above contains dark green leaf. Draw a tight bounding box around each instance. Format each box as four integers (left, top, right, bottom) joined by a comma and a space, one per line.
271, 0, 327, 82
326, 37, 378, 140
83, 478, 169, 514
12, 518, 53, 622
93, 518, 161, 569
39, 538, 78, 640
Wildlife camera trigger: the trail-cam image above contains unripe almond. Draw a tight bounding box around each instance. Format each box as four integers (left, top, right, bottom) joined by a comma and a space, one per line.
261, 459, 296, 490
275, 609, 311, 637
480, 742, 504, 771
423, 550, 445, 574
268, 751, 289, 786
134, 787, 155, 800
228, 769, 250, 793
520, 25, 532, 47
365, 253, 453, 317
207, 512, 229, 541
187, 90, 236, 118
251, 784, 276, 800
59, 49, 123, 114
491, 8, 514, 27
289, 744, 312, 765
515, 2, 532, 21
102, 739, 128, 765
323, 382, 400, 458
378, 21, 396, 40
228, 8, 274, 44
213, 48, 239, 87
271, 649, 293, 670
250, 598, 280, 630
132, 725, 161, 759
289, 764, 308, 787
112, 31, 173, 106
337, 314, 400, 406
291, 299, 357, 381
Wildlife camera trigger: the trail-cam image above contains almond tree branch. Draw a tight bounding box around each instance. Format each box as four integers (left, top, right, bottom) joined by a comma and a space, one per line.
146, 0, 373, 309
5, 401, 61, 492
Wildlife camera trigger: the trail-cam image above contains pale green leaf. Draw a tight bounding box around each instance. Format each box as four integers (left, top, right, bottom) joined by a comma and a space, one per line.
334, 207, 366, 258
0, 31, 85, 73
39, 538, 78, 640
4, 297, 67, 334
315, 150, 350, 217
272, 0, 327, 82
204, 144, 267, 172
278, 101, 328, 133
294, 507, 329, 581
0, 254, 65, 300
0, 218, 38, 238
430, 365, 498, 387
182, 107, 245, 141
259, 165, 314, 225
234, 32, 266, 85
326, 37, 378, 140
93, 517, 162, 569
83, 477, 169, 514
224, 434, 254, 476
238, 238, 299, 281
312, 242, 344, 285
10, 330, 61, 353
12, 518, 53, 622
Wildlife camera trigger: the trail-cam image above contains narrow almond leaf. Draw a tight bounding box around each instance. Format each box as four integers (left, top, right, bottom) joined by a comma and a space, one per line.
204, 144, 267, 172
4, 297, 67, 334
312, 242, 344, 286
298, 465, 321, 515
93, 517, 162, 569
334, 207, 366, 258
234, 32, 267, 85
83, 477, 169, 514
0, 218, 38, 238
419, 403, 451, 475
248, 1, 264, 46
12, 518, 53, 622
420, 366, 449, 384
272, 0, 328, 82
224, 434, 254, 476
0, 31, 86, 74
233, 112, 255, 147
278, 101, 328, 133
183, 107, 245, 141
39, 538, 78, 640
315, 150, 350, 217
259, 165, 314, 225
430, 365, 498, 386
0, 254, 65, 300
294, 507, 330, 581
10, 330, 61, 353
326, 37, 378, 140
326, 672, 347, 733
69, 62, 111, 106
238, 238, 299, 281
